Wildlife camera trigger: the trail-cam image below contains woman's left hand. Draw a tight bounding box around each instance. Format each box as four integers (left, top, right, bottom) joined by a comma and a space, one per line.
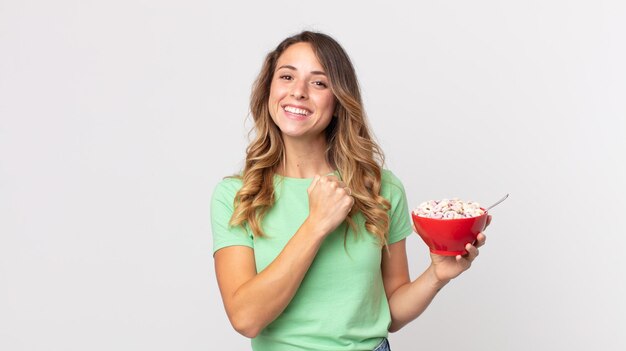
425, 215, 491, 284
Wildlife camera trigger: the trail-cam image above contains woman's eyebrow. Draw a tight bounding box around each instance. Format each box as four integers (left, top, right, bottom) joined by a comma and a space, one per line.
277, 65, 327, 76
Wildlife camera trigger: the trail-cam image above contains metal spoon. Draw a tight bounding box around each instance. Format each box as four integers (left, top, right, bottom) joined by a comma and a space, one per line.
485, 193, 509, 212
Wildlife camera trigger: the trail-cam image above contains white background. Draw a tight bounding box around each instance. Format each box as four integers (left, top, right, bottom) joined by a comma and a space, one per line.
1, 0, 625, 350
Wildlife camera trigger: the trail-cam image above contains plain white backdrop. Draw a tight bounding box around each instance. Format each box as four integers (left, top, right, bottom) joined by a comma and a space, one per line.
1, 0, 625, 350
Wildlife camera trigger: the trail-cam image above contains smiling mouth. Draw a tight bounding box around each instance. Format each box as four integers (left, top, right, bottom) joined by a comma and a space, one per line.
283, 105, 311, 116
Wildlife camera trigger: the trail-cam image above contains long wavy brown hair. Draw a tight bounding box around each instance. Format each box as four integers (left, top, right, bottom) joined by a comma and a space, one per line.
229, 31, 391, 246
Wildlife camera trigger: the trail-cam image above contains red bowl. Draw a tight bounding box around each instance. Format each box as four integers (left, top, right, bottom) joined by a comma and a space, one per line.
411, 210, 488, 256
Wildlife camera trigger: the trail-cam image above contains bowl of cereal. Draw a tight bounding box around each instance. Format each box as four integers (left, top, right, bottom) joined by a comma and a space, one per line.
411, 198, 488, 256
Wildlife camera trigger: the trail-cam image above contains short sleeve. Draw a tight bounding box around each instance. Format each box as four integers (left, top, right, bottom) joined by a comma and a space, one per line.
210, 177, 254, 255
381, 170, 413, 244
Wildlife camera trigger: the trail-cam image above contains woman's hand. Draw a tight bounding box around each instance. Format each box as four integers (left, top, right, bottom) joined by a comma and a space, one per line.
429, 231, 487, 284
306, 174, 354, 237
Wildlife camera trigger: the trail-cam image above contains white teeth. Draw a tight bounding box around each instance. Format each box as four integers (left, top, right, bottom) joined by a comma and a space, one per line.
284, 106, 309, 116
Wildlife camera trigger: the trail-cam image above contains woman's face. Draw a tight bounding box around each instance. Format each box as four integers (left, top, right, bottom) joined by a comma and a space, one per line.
268, 42, 336, 141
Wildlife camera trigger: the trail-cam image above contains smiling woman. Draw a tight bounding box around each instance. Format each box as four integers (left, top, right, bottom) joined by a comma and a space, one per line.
210, 31, 487, 351
268, 42, 336, 139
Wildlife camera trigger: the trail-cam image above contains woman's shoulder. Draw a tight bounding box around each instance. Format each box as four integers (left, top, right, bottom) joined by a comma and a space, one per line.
381, 169, 406, 190
379, 169, 409, 201
212, 175, 244, 198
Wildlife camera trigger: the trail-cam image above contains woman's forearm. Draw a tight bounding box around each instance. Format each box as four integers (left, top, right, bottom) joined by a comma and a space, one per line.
387, 265, 449, 333
227, 219, 326, 338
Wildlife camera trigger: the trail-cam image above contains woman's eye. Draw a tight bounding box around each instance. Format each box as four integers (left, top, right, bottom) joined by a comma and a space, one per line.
279, 75, 292, 80
313, 81, 327, 88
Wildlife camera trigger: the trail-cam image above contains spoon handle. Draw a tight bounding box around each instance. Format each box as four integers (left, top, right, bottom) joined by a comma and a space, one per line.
486, 193, 509, 212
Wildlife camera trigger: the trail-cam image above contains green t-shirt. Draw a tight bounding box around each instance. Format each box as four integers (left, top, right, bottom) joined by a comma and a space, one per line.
211, 170, 413, 351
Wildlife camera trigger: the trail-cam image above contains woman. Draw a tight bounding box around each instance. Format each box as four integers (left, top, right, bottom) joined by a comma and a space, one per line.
211, 31, 488, 351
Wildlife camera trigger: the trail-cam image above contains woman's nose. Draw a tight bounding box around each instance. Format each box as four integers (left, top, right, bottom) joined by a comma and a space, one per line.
290, 80, 307, 99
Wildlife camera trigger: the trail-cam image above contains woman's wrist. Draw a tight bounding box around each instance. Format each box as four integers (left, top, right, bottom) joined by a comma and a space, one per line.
426, 264, 450, 291
302, 217, 330, 240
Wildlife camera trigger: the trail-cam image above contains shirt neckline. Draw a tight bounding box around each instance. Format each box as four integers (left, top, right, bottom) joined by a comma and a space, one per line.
273, 170, 340, 182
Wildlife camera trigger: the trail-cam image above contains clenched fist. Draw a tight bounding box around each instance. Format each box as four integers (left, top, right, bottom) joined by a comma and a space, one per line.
306, 175, 355, 237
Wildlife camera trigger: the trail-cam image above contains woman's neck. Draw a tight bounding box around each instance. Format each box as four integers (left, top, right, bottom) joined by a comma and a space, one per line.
278, 136, 334, 179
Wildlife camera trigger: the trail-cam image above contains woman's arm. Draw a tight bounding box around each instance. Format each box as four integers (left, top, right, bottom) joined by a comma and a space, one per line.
214, 175, 353, 338
381, 239, 446, 333
382, 232, 487, 332
214, 219, 326, 338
